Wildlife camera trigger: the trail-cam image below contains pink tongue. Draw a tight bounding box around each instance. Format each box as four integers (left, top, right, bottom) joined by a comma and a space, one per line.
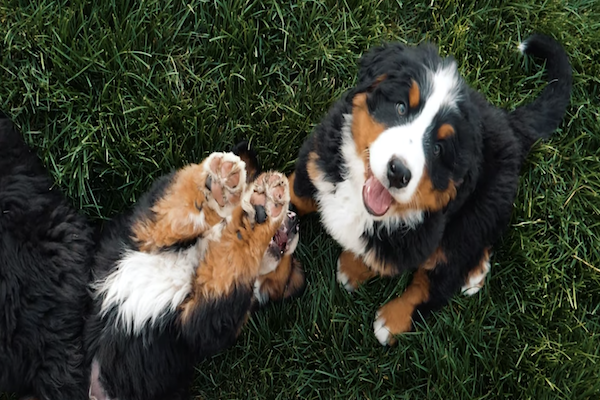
363, 176, 392, 216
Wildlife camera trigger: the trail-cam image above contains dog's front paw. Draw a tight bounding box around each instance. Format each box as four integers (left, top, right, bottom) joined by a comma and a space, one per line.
462, 249, 492, 296
373, 297, 415, 346
244, 172, 290, 226
336, 258, 356, 292
335, 251, 376, 292
202, 152, 247, 217
373, 310, 394, 346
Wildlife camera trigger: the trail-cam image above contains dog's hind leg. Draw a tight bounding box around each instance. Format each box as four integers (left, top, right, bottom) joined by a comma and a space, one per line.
461, 248, 492, 296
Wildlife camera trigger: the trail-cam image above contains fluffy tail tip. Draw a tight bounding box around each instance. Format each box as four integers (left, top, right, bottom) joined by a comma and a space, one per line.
517, 40, 528, 54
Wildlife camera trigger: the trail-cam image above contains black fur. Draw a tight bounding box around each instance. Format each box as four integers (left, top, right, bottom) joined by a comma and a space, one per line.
511, 34, 574, 156
232, 139, 262, 182
85, 144, 281, 400
293, 34, 572, 332
0, 117, 95, 399
1, 117, 298, 399
85, 285, 253, 400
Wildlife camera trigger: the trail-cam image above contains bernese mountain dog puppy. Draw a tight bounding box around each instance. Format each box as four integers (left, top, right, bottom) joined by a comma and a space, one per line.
1, 113, 303, 399
85, 149, 296, 400
0, 115, 95, 399
290, 34, 572, 345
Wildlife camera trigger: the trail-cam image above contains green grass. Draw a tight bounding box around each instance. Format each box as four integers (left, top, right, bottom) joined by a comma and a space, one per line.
1, 0, 600, 399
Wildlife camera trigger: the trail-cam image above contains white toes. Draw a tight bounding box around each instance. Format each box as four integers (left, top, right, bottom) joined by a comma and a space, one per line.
462, 286, 481, 296
202, 152, 246, 218
373, 312, 391, 346
336, 258, 355, 292
461, 259, 491, 296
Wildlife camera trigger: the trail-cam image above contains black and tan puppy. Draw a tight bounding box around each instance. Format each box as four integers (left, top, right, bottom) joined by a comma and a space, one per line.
0, 116, 95, 400
0, 118, 303, 400
86, 149, 296, 400
290, 34, 572, 345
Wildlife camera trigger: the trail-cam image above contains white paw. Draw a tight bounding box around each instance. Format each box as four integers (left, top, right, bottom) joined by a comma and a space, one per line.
243, 172, 289, 226
203, 152, 247, 217
336, 258, 355, 292
461, 259, 491, 296
373, 311, 392, 346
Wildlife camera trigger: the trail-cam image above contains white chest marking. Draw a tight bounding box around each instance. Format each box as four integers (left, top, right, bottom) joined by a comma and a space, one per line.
311, 115, 423, 257
95, 222, 224, 334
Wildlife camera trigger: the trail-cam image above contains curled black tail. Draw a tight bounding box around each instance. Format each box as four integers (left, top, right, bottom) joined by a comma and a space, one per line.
509, 33, 573, 152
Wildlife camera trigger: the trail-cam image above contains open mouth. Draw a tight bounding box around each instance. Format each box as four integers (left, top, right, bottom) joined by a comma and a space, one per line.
362, 170, 393, 217
273, 227, 288, 249
269, 210, 299, 255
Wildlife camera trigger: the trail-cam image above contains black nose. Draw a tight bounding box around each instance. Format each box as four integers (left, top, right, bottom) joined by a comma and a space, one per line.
287, 210, 297, 222
387, 158, 411, 189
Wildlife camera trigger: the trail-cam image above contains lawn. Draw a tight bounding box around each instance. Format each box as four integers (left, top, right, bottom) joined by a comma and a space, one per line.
1, 0, 599, 399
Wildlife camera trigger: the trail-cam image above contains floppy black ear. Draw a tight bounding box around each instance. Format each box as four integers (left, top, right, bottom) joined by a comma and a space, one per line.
231, 140, 261, 183
356, 41, 443, 90
356, 42, 407, 87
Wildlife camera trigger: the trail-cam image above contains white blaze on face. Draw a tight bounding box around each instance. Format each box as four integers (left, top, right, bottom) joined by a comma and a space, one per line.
368, 63, 460, 205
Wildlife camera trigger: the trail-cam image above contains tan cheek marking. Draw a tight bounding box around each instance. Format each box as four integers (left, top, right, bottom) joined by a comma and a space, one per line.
255, 254, 305, 302
255, 254, 293, 302
351, 92, 386, 168
390, 169, 457, 214
413, 170, 457, 212
437, 123, 455, 140
377, 268, 430, 341
409, 79, 420, 109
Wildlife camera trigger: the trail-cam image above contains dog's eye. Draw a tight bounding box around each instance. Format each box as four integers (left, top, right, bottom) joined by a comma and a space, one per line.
396, 102, 407, 116
433, 143, 442, 157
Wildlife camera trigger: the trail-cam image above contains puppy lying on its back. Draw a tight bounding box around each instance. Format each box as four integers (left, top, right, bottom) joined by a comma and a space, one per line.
86, 146, 300, 400
0, 115, 304, 400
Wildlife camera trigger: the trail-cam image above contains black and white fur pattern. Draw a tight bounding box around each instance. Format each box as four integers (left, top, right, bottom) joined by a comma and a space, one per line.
1, 124, 302, 399
85, 150, 296, 400
291, 34, 572, 345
